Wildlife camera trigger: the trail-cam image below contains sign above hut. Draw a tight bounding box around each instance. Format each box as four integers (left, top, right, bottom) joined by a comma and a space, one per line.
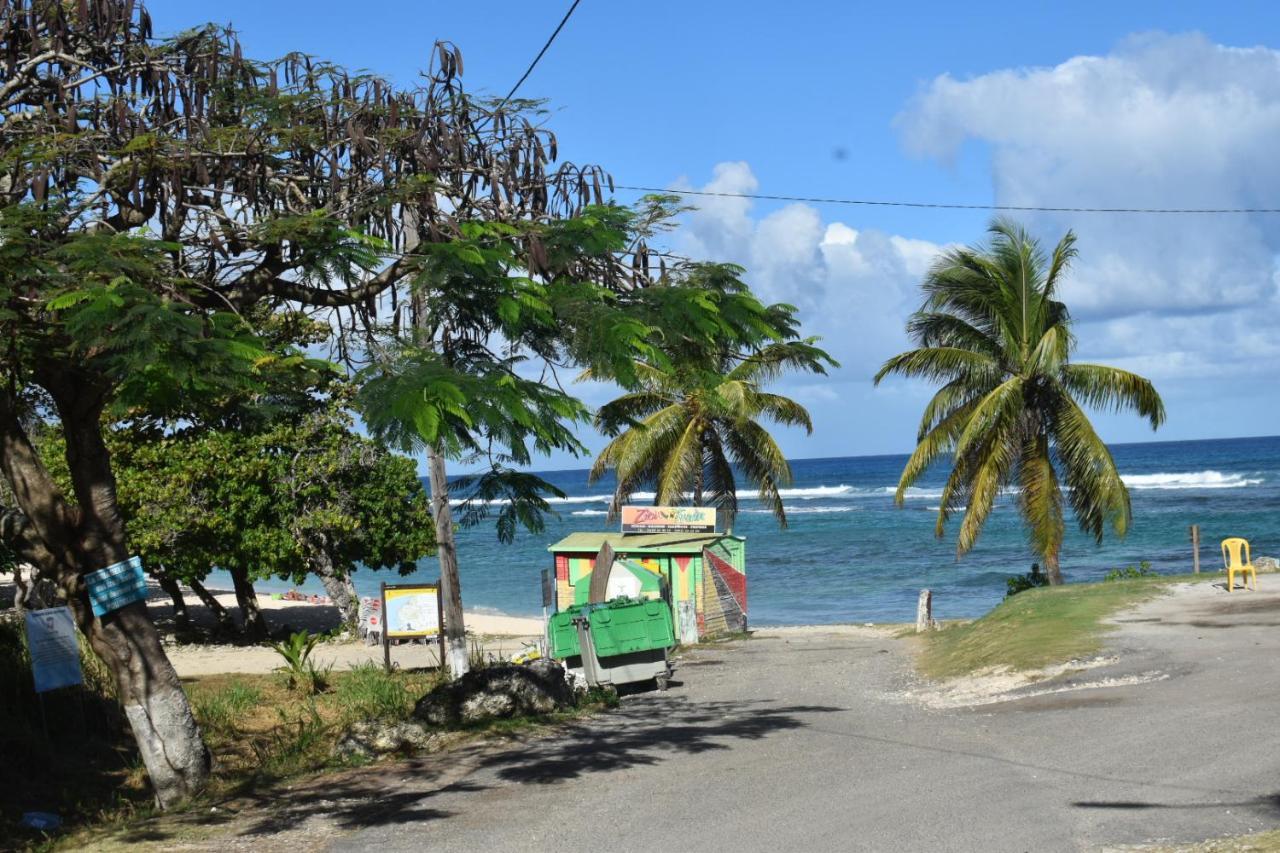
621, 505, 716, 534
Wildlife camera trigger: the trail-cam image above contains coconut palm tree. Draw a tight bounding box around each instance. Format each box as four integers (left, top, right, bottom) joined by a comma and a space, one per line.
874, 219, 1164, 584
588, 339, 832, 528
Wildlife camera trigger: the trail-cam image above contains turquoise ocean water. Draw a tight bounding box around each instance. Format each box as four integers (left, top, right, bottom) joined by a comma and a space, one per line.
247, 434, 1280, 626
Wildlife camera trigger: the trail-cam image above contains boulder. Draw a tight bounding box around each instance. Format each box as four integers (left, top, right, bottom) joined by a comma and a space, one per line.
413, 659, 574, 727
1256, 556, 1278, 573
333, 718, 439, 760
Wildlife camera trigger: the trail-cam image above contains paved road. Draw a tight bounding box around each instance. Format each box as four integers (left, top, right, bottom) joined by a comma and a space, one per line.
324, 582, 1280, 852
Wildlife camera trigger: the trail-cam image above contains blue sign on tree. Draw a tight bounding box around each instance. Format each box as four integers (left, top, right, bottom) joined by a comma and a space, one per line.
84, 555, 148, 617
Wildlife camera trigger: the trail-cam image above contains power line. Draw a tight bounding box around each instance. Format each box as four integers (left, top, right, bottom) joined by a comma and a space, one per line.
612, 185, 1280, 215
491, 0, 582, 116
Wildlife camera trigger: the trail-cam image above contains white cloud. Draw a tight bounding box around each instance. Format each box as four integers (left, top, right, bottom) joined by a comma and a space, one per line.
897, 32, 1280, 327
646, 33, 1280, 456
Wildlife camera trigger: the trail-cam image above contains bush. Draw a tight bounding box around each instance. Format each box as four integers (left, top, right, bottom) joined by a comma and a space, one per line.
1104, 561, 1158, 582
1005, 563, 1050, 598
268, 630, 332, 694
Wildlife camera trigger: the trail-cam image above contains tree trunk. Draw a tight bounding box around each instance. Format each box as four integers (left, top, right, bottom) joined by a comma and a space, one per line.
427, 444, 469, 677
1044, 549, 1064, 586
156, 572, 191, 632
78, 599, 211, 807
309, 534, 360, 630
229, 567, 268, 639
188, 577, 235, 634
0, 384, 210, 808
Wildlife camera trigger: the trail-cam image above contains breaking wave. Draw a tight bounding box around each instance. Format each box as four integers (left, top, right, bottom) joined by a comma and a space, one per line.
743, 505, 858, 515
1120, 471, 1263, 490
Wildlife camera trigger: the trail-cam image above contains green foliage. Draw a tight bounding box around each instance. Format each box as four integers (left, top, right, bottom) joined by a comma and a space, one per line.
876, 219, 1166, 574
255, 703, 331, 778
1005, 563, 1051, 598
37, 396, 434, 594
268, 631, 330, 694
1104, 561, 1158, 582
585, 269, 836, 527
192, 682, 263, 735
334, 662, 413, 722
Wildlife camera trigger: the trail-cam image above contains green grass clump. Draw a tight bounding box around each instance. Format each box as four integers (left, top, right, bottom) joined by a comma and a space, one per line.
192, 681, 262, 735
333, 662, 413, 722
918, 576, 1178, 679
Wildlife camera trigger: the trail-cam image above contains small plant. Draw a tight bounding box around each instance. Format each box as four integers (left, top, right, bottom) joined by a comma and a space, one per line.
1005, 563, 1051, 598
1104, 561, 1158, 582
466, 634, 498, 672
267, 630, 331, 693
336, 662, 411, 722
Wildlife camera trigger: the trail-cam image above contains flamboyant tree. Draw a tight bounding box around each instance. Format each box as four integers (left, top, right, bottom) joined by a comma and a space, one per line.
0, 1, 799, 805
0, 1, 617, 804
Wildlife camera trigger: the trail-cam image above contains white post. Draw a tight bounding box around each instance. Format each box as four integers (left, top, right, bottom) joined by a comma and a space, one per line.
916, 589, 934, 633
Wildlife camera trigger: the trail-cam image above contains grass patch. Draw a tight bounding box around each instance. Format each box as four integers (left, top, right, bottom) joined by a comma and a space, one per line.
917, 575, 1200, 680
34, 660, 619, 849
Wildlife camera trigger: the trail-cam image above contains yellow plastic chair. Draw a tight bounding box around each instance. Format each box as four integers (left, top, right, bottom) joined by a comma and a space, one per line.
1221, 537, 1257, 592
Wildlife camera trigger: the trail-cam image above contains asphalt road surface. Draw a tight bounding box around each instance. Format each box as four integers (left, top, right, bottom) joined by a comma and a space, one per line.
318, 582, 1280, 852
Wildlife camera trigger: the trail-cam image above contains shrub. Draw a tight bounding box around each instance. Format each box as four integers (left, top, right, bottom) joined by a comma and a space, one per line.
1104, 561, 1158, 582
267, 630, 331, 694
1005, 563, 1050, 598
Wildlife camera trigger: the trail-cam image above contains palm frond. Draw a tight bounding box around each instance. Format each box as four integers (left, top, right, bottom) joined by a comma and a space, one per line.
1052, 391, 1132, 543
1062, 363, 1166, 429
873, 346, 999, 386
722, 418, 792, 527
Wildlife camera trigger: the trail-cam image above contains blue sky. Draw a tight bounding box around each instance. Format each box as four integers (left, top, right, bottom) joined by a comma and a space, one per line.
150, 1, 1280, 466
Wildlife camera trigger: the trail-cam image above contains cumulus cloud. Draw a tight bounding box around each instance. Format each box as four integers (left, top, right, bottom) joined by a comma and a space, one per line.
896, 32, 1280, 395
666, 162, 950, 454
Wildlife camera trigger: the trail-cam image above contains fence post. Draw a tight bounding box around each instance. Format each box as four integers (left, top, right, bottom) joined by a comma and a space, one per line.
1190, 524, 1201, 574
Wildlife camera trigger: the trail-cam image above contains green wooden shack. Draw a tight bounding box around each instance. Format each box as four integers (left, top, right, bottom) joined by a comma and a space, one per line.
547, 531, 747, 642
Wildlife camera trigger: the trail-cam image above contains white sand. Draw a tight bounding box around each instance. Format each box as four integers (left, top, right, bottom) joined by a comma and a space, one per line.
147, 587, 543, 677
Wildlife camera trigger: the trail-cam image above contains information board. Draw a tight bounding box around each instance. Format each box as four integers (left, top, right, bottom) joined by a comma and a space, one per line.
382, 584, 441, 638
25, 607, 83, 693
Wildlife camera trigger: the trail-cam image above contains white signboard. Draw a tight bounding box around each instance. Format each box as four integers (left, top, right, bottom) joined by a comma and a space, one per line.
25, 607, 83, 693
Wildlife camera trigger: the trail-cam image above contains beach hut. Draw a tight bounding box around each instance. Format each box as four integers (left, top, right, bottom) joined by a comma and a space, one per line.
546, 529, 747, 642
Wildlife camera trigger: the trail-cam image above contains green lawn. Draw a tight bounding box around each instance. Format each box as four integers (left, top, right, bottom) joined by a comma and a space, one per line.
917, 574, 1209, 680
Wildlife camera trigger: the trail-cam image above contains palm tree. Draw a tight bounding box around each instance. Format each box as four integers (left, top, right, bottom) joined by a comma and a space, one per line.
588, 340, 832, 528
874, 219, 1164, 585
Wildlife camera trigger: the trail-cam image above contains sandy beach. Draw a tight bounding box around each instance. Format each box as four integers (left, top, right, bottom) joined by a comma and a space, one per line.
141, 585, 544, 677
1, 579, 543, 677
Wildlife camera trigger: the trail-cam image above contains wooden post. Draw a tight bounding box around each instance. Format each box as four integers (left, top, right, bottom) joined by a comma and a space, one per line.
1190, 524, 1201, 574
587, 542, 616, 605
381, 582, 391, 673
916, 589, 933, 633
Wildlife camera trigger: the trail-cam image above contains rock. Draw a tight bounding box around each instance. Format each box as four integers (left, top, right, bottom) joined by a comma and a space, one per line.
413, 659, 574, 727
1256, 556, 1278, 572
333, 718, 438, 760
